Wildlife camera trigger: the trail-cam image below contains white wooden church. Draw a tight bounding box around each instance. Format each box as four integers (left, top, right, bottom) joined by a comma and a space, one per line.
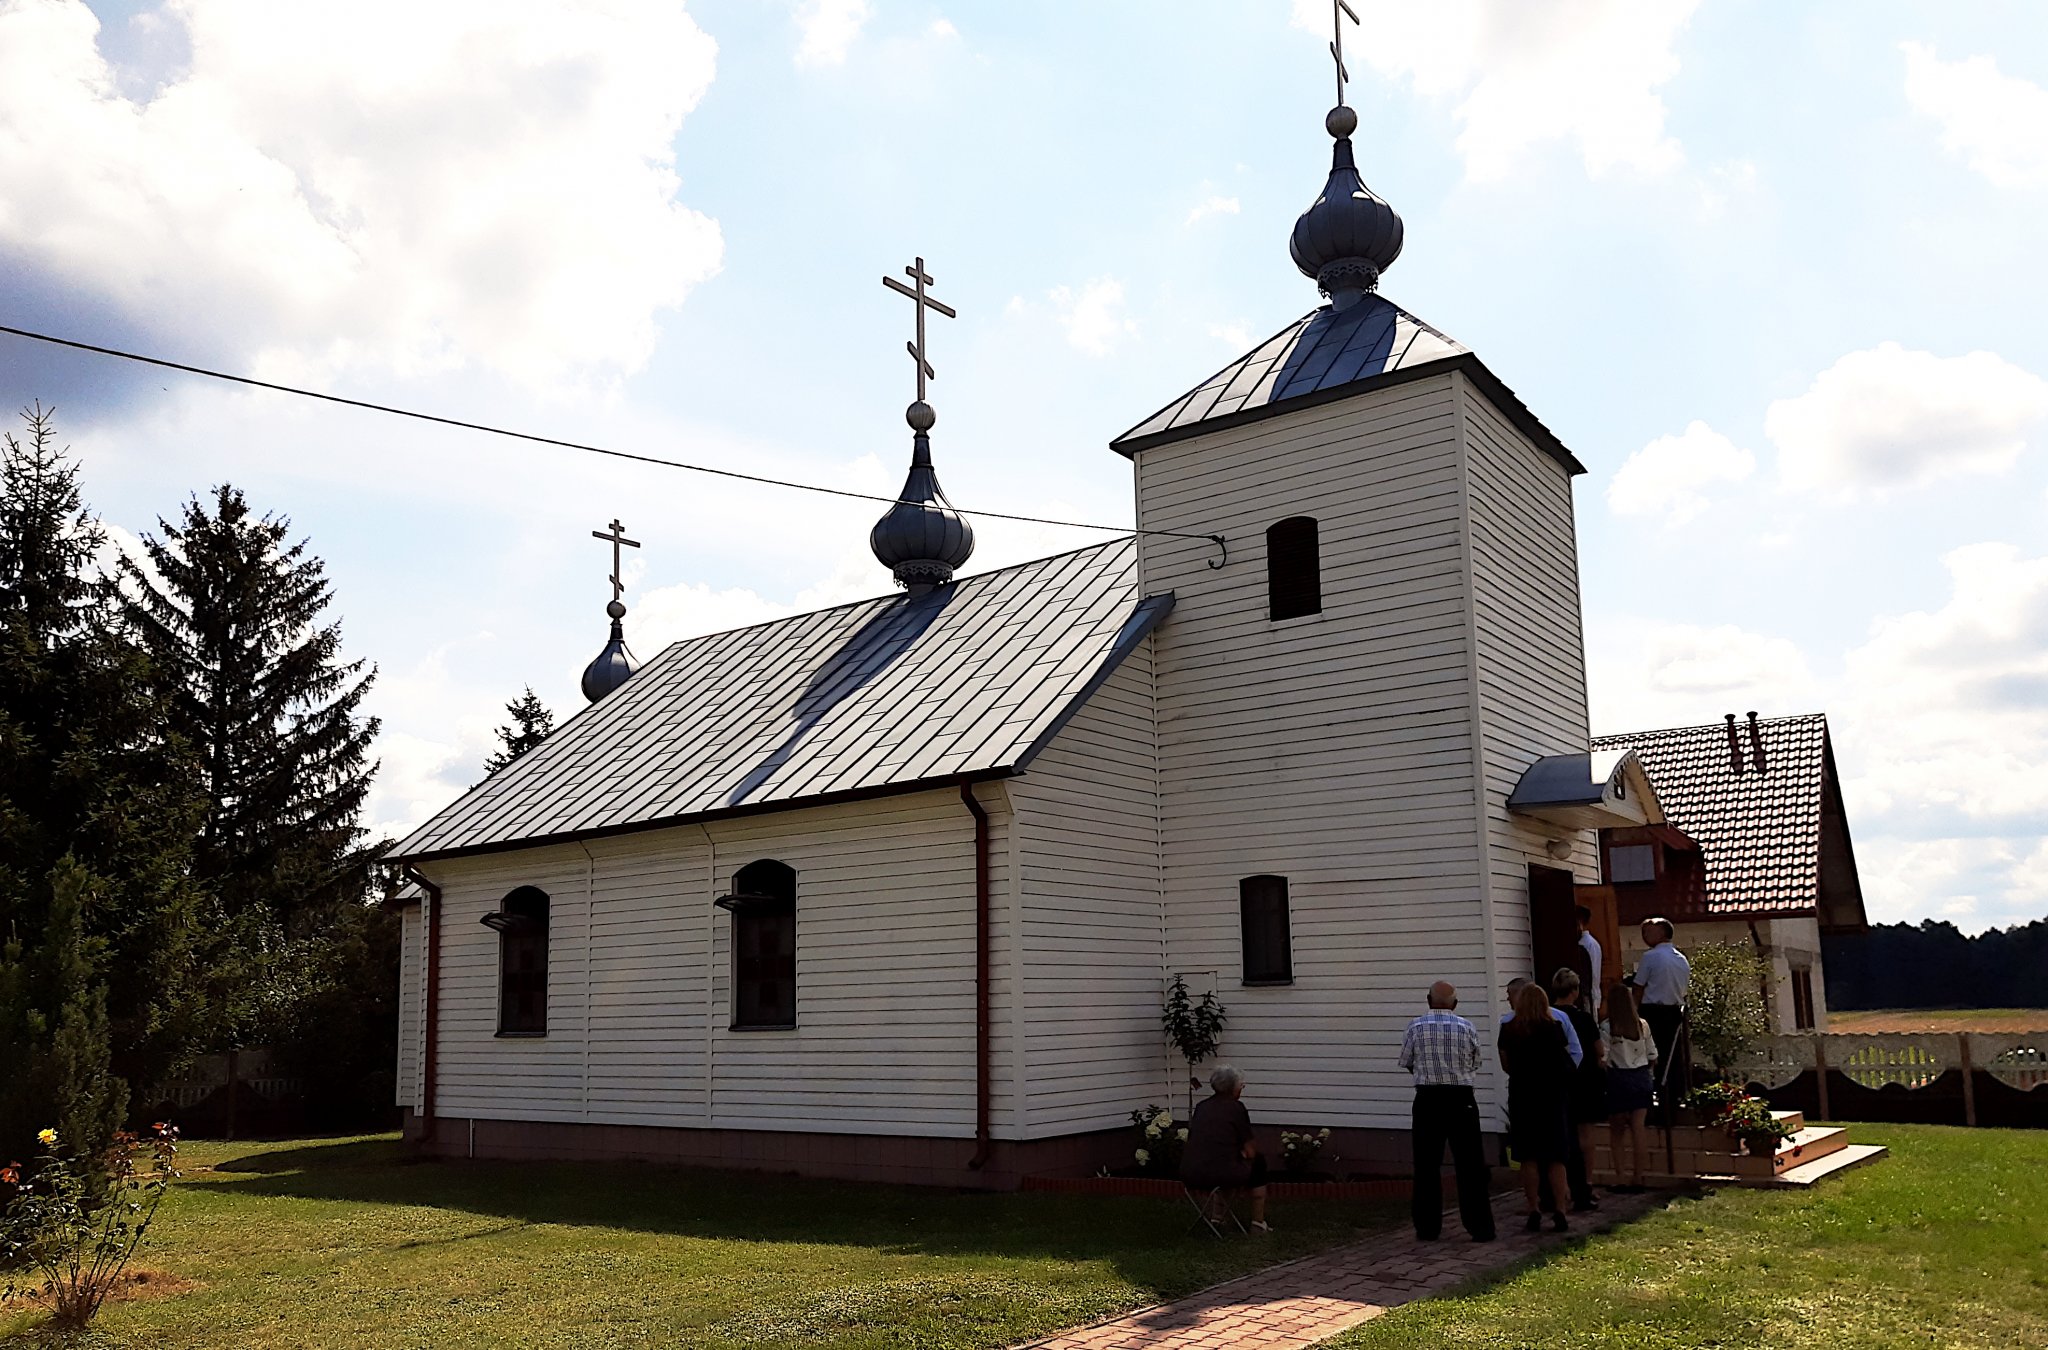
384, 96, 1673, 1186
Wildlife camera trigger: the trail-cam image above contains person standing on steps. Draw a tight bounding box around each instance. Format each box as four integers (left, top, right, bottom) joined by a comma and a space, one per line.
1550, 967, 1605, 1213
1603, 982, 1658, 1192
1397, 982, 1496, 1243
1576, 905, 1603, 1009
1635, 917, 1691, 1115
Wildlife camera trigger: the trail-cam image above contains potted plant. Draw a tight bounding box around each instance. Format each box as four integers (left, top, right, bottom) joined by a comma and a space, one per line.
1720, 1096, 1795, 1157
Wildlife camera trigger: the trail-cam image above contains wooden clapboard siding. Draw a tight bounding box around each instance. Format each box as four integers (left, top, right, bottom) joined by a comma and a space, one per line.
409, 785, 1007, 1139
395, 903, 422, 1109
1007, 648, 1164, 1138
1456, 376, 1599, 1014
1135, 373, 1493, 1131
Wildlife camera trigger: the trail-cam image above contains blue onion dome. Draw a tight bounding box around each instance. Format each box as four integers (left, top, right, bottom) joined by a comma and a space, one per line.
1289, 105, 1404, 310
870, 400, 975, 593
580, 599, 641, 703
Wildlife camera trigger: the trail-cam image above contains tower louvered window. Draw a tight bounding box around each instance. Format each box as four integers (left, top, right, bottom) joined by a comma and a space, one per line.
1267, 516, 1322, 621
725, 859, 798, 1030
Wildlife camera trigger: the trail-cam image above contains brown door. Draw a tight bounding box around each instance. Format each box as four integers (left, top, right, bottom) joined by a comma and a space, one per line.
1575, 883, 1622, 1015
1528, 863, 1588, 993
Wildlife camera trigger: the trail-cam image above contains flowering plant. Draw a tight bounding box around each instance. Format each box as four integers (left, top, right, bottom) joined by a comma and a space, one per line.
1278, 1127, 1333, 1174
1684, 1080, 1749, 1121
1, 1124, 180, 1330
1128, 1105, 1186, 1175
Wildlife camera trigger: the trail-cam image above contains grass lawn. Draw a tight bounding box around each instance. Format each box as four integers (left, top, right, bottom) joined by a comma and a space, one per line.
2, 1135, 1395, 1348
1331, 1123, 2048, 1350
1827, 1008, 2048, 1033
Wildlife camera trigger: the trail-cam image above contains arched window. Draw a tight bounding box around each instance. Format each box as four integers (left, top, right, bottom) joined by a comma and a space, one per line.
1266, 517, 1321, 621
719, 859, 797, 1030
1239, 875, 1293, 986
482, 886, 549, 1036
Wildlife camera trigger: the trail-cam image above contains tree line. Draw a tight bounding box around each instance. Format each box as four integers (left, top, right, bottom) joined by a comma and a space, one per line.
1823, 917, 2048, 1011
0, 405, 393, 1164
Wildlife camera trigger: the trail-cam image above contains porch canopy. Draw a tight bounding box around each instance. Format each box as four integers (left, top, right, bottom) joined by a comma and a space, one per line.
1506, 748, 1664, 831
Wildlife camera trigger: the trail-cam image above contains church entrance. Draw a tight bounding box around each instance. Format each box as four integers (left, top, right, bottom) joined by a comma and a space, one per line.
1527, 863, 1585, 988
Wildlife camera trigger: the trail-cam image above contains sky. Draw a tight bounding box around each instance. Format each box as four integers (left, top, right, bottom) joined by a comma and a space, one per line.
2, 0, 2045, 932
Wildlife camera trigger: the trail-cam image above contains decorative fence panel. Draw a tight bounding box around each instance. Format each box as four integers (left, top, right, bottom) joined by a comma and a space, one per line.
1730, 1031, 2048, 1129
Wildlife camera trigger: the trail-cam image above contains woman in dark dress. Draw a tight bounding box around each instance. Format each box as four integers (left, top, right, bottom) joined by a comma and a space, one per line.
1498, 982, 1575, 1232
1179, 1065, 1271, 1233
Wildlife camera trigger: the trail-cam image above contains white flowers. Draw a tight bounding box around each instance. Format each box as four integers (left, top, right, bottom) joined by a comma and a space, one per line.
1134, 1148, 1150, 1165
1177, 1128, 1189, 1141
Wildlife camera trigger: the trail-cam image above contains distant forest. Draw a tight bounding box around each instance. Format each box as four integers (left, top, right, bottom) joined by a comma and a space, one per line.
1823, 918, 2048, 1011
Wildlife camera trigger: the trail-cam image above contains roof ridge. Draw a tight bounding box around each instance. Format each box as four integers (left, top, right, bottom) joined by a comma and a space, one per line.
1592, 711, 1829, 743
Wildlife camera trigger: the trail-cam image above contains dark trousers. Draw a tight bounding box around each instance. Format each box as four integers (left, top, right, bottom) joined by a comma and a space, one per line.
1540, 1123, 1595, 1210
1642, 1003, 1686, 1114
1411, 1085, 1495, 1240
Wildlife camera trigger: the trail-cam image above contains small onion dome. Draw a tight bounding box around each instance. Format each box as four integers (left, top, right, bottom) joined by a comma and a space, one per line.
869, 401, 974, 593
1289, 105, 1404, 310
580, 599, 641, 703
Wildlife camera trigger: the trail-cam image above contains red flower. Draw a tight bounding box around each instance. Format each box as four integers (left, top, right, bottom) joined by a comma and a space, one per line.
1, 1164, 18, 1185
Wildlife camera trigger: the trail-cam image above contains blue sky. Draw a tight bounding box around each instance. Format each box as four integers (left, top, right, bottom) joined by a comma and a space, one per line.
3, 0, 2045, 930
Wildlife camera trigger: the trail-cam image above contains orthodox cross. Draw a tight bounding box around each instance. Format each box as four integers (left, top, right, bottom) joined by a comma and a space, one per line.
1328, 0, 1360, 107
881, 256, 957, 403
590, 518, 640, 604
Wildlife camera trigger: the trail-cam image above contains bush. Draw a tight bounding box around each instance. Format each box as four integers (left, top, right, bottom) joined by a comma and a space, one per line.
1128, 1105, 1186, 1176
1279, 1128, 1333, 1175
1, 1124, 179, 1330
1688, 942, 1772, 1070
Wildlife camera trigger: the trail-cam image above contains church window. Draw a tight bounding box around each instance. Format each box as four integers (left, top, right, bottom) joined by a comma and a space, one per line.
1266, 517, 1322, 621
1239, 874, 1293, 985
482, 886, 549, 1036
722, 859, 798, 1030
1607, 844, 1656, 885
1790, 967, 1816, 1031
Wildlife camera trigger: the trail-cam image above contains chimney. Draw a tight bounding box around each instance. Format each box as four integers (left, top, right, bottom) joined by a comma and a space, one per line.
1746, 711, 1768, 775
1724, 713, 1744, 775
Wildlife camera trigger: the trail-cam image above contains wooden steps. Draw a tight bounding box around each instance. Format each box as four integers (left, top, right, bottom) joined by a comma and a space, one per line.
1590, 1110, 1886, 1190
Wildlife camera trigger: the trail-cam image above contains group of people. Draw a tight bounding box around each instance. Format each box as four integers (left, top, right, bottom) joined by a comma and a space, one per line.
1401, 914, 1691, 1240
1174, 915, 1692, 1242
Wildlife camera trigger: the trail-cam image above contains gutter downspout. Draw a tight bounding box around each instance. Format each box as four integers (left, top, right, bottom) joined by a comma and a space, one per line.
961, 783, 993, 1171
403, 865, 444, 1147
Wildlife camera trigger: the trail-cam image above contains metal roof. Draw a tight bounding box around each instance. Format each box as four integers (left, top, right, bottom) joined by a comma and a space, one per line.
1108, 297, 1584, 475
1506, 749, 1662, 831
389, 539, 1167, 863
1590, 714, 1863, 923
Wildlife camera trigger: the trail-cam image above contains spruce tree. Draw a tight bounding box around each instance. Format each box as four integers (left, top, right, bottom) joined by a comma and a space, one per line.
483, 686, 555, 774
0, 406, 205, 1155
118, 486, 380, 927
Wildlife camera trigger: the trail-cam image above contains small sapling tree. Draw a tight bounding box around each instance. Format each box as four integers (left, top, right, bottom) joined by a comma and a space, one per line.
1161, 974, 1226, 1114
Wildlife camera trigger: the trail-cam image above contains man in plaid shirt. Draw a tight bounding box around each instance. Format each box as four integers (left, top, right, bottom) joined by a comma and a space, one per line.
1398, 982, 1495, 1242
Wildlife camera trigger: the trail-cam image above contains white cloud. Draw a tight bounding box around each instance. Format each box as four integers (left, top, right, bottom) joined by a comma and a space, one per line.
1901, 41, 2048, 189
929, 18, 958, 40
0, 0, 721, 394
1208, 321, 1252, 350
1048, 278, 1137, 358
1185, 195, 1240, 226
1766, 343, 2048, 494
1587, 621, 1818, 738
793, 0, 870, 68
1293, 0, 1699, 182
1606, 420, 1755, 524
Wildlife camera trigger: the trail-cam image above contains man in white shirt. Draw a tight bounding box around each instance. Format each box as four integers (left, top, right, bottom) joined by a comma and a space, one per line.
1575, 905, 1602, 1003
1634, 917, 1691, 1109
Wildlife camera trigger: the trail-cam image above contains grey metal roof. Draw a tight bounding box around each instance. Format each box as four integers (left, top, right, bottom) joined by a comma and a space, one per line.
388, 539, 1167, 863
1108, 297, 1584, 475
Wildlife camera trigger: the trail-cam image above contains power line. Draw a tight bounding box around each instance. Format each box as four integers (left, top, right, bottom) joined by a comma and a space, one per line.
0, 322, 1228, 566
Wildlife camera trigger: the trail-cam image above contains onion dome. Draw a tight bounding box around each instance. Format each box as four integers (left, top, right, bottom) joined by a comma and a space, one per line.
1289, 105, 1404, 311
580, 599, 640, 703
870, 400, 974, 594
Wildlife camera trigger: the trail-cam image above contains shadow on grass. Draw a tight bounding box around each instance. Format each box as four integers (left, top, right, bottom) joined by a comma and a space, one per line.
177, 1137, 1403, 1287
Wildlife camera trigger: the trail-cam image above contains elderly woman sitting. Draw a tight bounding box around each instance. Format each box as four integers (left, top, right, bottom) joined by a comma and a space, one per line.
1178, 1065, 1271, 1233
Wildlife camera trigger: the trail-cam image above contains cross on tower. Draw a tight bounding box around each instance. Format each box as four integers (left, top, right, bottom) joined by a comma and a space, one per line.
1328, 0, 1360, 107
590, 518, 641, 605
881, 256, 957, 404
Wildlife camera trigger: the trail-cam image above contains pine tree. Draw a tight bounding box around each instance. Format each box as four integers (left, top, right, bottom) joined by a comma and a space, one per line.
118, 486, 380, 928
0, 406, 206, 1155
484, 686, 555, 774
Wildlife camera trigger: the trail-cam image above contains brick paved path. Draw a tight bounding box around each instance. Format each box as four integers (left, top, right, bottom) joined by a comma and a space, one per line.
1015, 1188, 1664, 1350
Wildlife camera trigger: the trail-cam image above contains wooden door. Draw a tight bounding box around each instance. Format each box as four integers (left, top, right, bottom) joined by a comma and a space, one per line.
1528, 864, 1587, 992
1574, 883, 1622, 1016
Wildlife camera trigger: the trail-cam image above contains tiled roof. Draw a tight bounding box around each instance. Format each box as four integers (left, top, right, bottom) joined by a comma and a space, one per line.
1590, 714, 1833, 918
389, 539, 1167, 862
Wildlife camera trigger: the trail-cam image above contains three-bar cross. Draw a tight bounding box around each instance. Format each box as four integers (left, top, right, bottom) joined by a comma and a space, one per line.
1329, 0, 1360, 107
591, 518, 641, 604
881, 256, 957, 403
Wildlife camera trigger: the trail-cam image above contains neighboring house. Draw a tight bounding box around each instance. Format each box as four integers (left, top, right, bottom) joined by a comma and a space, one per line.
1588, 713, 1869, 1033
383, 106, 1660, 1187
